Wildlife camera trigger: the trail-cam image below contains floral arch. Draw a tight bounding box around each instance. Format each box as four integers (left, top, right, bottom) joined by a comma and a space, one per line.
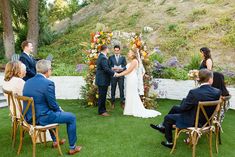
81, 31, 156, 109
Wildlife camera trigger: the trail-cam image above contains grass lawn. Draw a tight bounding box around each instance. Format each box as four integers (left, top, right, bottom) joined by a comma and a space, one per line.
0, 99, 234, 157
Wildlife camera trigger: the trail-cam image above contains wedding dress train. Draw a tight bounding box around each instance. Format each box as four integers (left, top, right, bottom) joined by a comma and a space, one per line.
124, 63, 161, 118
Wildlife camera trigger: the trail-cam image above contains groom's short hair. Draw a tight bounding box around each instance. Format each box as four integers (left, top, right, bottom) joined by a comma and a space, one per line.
101, 45, 108, 51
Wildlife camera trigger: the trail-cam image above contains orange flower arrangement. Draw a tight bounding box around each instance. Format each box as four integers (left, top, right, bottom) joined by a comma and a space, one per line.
82, 31, 113, 106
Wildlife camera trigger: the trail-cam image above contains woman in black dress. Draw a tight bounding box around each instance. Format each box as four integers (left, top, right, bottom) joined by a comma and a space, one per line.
199, 47, 213, 70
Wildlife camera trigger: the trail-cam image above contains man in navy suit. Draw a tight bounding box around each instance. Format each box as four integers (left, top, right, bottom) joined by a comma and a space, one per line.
150, 69, 221, 148
23, 59, 82, 155
19, 41, 36, 81
95, 45, 116, 116
108, 45, 126, 109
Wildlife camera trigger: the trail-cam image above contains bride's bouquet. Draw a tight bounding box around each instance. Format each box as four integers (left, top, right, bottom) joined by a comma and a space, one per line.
188, 70, 199, 80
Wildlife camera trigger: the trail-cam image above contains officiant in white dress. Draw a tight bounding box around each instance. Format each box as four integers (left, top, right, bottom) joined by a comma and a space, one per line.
115, 48, 161, 118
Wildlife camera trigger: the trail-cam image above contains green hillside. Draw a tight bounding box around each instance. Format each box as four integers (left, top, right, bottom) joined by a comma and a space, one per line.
38, 0, 235, 76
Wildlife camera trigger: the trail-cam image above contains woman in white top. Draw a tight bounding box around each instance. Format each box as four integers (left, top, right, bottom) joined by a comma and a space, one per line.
2, 61, 53, 143
3, 61, 26, 117
115, 48, 161, 118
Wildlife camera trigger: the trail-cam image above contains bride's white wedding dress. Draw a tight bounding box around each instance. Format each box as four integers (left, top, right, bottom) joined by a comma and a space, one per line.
124, 63, 161, 118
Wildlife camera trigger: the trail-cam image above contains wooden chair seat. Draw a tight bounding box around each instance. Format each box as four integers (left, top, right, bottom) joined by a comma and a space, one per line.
15, 95, 63, 157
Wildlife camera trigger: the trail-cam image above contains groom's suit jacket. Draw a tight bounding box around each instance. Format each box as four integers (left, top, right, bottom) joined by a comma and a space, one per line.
95, 53, 114, 86
19, 52, 36, 81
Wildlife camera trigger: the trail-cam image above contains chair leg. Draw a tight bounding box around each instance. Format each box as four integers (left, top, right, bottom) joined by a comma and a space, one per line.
17, 126, 23, 155
32, 132, 37, 157
12, 120, 17, 148
218, 130, 222, 145
215, 127, 219, 153
43, 131, 47, 146
38, 131, 42, 143
209, 130, 213, 157
192, 133, 197, 157
55, 127, 63, 156
170, 128, 178, 154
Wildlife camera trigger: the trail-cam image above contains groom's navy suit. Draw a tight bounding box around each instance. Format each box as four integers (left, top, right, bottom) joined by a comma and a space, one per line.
163, 84, 221, 142
108, 55, 126, 104
95, 53, 114, 114
19, 52, 36, 81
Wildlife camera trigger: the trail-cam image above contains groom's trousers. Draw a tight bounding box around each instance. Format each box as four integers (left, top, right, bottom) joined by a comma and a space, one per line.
98, 85, 108, 114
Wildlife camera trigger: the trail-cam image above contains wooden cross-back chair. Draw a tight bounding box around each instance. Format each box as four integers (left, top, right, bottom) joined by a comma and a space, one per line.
170, 100, 221, 157
15, 94, 63, 157
214, 95, 231, 153
2, 88, 21, 148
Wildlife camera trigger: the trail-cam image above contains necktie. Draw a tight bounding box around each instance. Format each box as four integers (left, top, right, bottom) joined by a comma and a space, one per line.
116, 55, 119, 63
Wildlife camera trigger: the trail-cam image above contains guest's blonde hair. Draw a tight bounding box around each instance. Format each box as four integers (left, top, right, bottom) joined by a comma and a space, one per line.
4, 61, 22, 81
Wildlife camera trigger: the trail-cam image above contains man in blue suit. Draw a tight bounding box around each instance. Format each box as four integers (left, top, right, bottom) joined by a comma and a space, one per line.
108, 45, 126, 109
150, 69, 221, 148
23, 59, 81, 155
19, 41, 36, 81
95, 45, 116, 116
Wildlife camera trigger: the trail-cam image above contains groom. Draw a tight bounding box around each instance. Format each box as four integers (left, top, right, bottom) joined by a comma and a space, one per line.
95, 45, 116, 116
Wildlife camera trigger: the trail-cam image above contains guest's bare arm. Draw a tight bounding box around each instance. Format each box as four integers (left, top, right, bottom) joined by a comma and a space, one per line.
206, 59, 213, 70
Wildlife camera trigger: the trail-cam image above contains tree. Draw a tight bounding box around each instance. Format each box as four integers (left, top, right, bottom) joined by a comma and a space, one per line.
27, 0, 39, 55
0, 0, 15, 60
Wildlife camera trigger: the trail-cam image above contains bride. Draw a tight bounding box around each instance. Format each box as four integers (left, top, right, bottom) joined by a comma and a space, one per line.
115, 48, 161, 118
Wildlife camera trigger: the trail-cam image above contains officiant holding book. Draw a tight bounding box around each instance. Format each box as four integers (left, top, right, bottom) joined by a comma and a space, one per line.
109, 45, 127, 109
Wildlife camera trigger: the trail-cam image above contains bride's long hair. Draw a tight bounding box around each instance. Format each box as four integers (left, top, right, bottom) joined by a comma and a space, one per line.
128, 47, 139, 63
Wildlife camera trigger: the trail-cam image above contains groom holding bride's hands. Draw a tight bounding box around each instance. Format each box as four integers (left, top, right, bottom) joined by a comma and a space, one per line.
95, 45, 118, 116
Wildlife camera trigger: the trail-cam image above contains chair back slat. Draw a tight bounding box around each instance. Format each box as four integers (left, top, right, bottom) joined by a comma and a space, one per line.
15, 94, 36, 127
194, 100, 221, 128
222, 95, 231, 111
2, 88, 17, 118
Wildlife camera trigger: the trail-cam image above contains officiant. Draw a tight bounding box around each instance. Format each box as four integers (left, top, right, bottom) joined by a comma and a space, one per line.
108, 45, 127, 109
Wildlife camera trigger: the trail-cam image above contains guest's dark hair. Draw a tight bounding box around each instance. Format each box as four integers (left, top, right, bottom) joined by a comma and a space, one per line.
200, 47, 211, 60
21, 40, 31, 50
198, 69, 213, 84
114, 45, 120, 50
212, 72, 229, 96
100, 45, 108, 51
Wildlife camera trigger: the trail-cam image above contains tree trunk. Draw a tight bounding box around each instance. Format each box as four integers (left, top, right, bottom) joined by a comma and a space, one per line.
27, 0, 39, 55
0, 0, 15, 60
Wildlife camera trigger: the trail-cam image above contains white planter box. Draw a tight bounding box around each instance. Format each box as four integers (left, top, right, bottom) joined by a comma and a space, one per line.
1, 75, 234, 109
150, 78, 235, 110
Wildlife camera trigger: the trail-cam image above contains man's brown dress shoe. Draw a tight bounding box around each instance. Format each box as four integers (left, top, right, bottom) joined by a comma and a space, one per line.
111, 103, 115, 109
52, 138, 66, 148
100, 112, 110, 116
68, 146, 82, 155
121, 102, 125, 109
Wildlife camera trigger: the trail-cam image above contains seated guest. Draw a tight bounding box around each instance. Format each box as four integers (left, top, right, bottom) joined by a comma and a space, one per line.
212, 72, 229, 96
3, 61, 26, 117
19, 40, 36, 81
150, 69, 221, 148
23, 59, 81, 155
